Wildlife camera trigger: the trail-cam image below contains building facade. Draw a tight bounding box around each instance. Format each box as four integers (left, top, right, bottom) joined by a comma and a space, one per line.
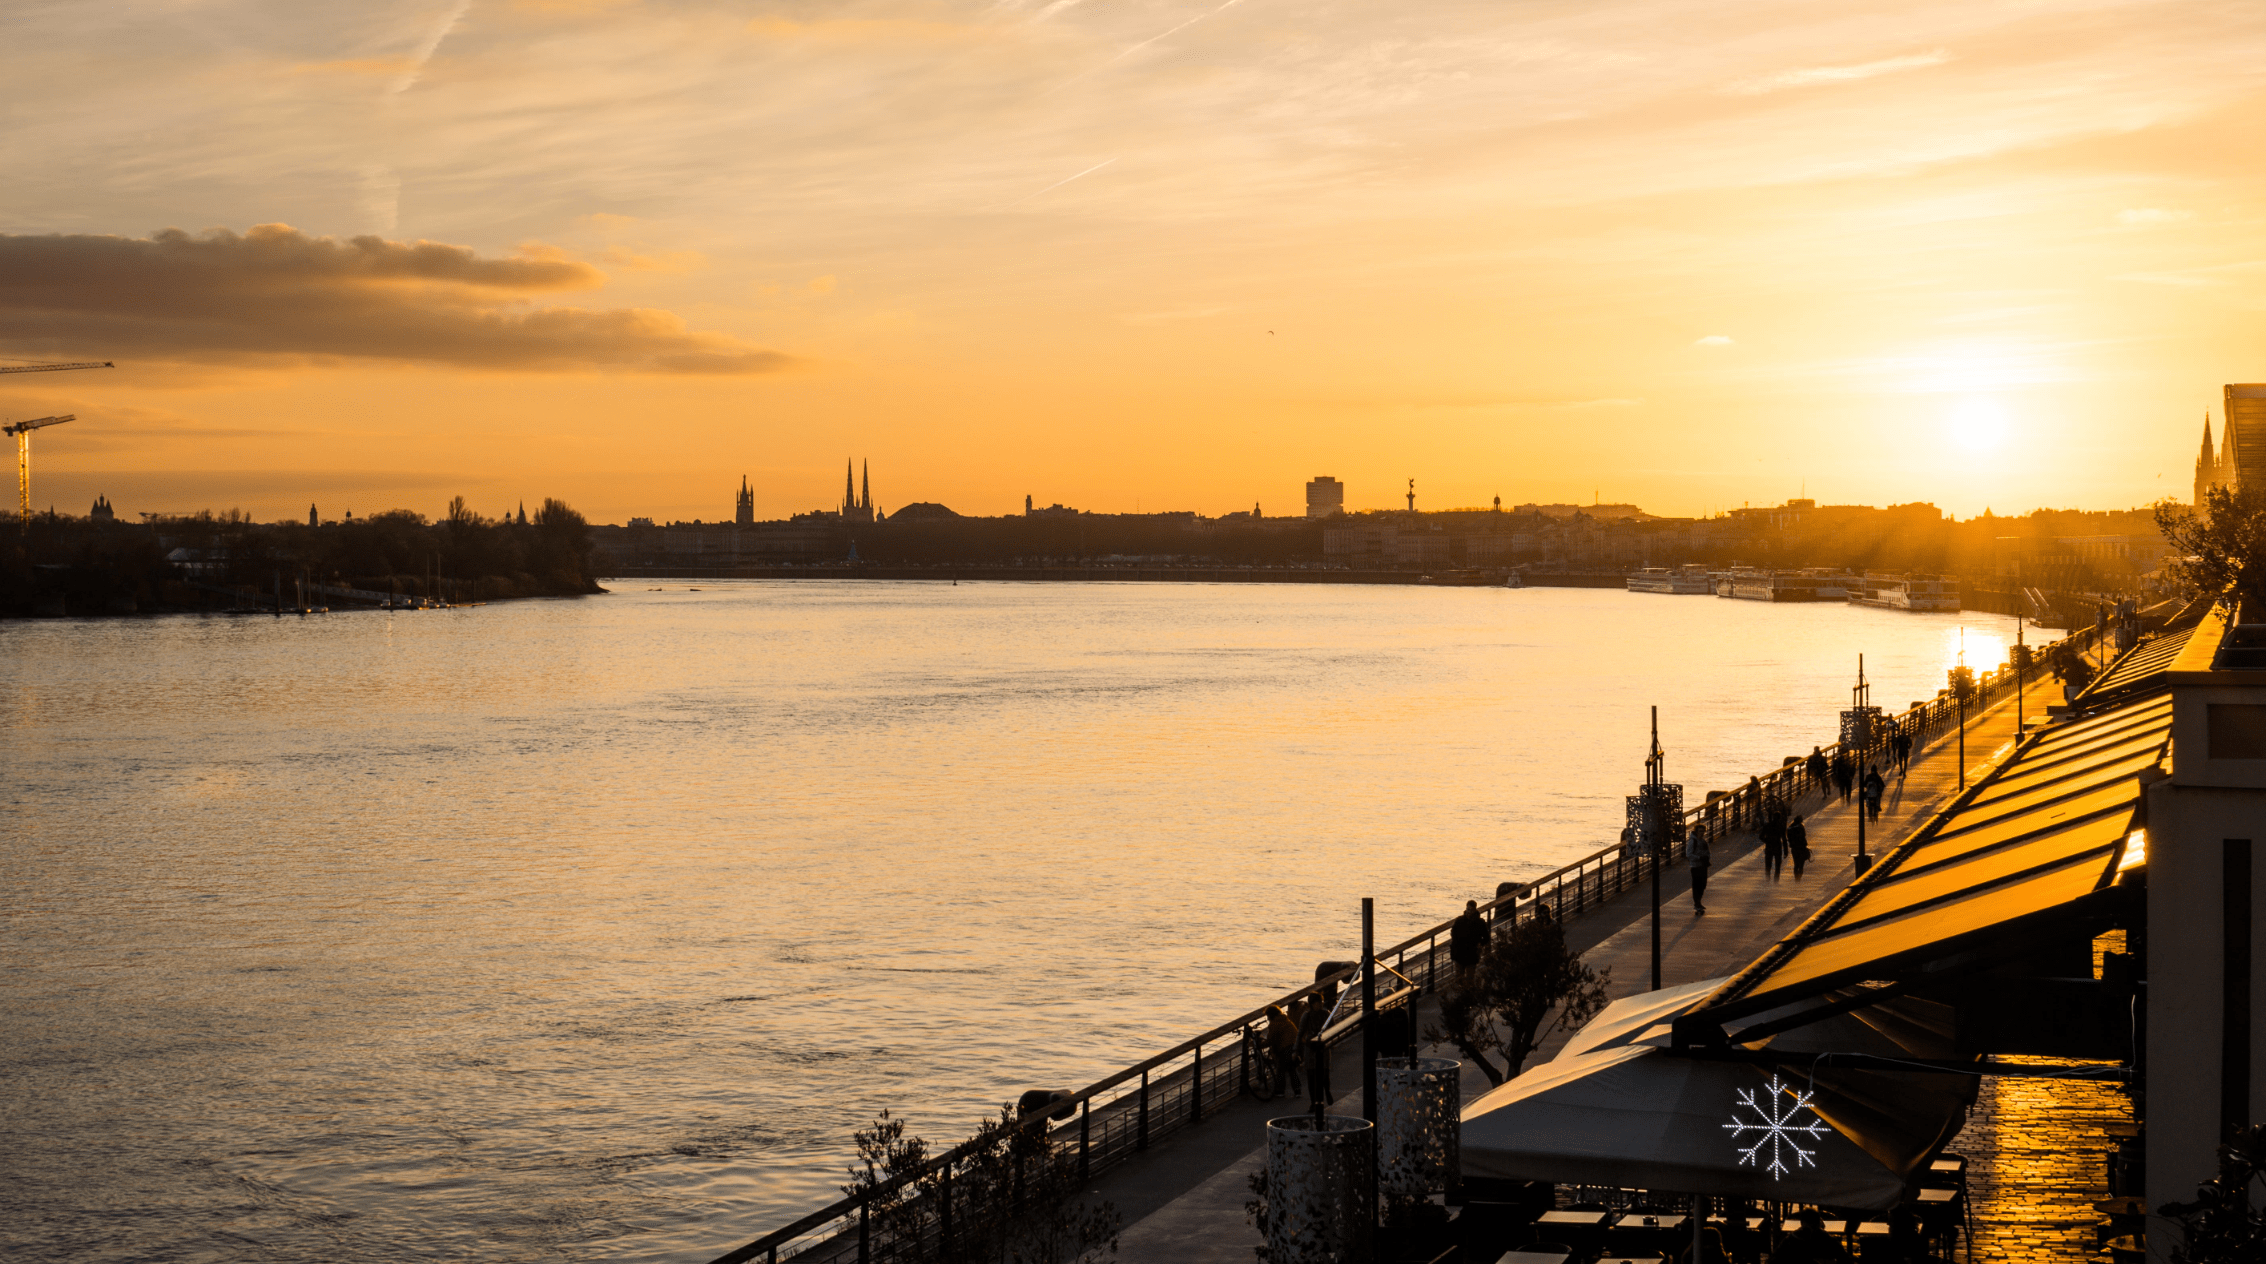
1305, 476, 1344, 519
2226, 385, 2266, 493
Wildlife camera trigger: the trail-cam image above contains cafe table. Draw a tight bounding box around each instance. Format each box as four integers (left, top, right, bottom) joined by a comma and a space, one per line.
1536, 1210, 1613, 1228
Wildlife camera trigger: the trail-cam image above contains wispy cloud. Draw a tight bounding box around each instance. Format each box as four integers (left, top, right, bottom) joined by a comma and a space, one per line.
2114, 260, 2266, 288
391, 0, 470, 94
1108, 0, 1242, 65
2115, 207, 2191, 225
1693, 334, 1734, 346
1730, 49, 1952, 96
994, 157, 1118, 209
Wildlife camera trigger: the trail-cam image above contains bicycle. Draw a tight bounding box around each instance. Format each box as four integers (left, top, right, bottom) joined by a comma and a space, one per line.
1240, 1023, 1279, 1101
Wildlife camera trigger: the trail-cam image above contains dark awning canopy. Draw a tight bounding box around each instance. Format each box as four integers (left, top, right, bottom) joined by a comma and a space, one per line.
1675, 693, 2166, 1048
1462, 984, 1970, 1210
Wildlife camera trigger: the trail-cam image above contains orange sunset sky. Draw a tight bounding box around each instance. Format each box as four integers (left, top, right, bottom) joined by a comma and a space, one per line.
4, 0, 2264, 525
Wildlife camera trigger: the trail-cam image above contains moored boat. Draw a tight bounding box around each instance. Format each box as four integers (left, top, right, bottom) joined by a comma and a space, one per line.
1626, 564, 1714, 595
1722, 567, 1823, 602
1848, 572, 1961, 612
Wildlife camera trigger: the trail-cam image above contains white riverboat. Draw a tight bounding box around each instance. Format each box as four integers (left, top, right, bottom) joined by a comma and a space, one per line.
1848, 572, 1961, 612
1722, 567, 1824, 602
1626, 565, 1714, 595
1799, 569, 1862, 600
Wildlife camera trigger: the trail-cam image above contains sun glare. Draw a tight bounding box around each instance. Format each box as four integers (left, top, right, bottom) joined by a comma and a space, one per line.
1946, 396, 2010, 452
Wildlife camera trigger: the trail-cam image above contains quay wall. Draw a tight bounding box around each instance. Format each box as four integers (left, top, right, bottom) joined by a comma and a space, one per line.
608, 566, 1690, 589
705, 623, 2104, 1264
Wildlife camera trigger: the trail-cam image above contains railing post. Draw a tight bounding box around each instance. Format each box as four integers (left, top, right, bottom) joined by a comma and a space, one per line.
1138, 1068, 1149, 1150
940, 1159, 954, 1262
858, 1193, 869, 1264
1078, 1099, 1090, 1185
1191, 1044, 1203, 1123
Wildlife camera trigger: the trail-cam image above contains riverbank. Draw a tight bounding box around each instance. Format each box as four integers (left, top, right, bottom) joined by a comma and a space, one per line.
1104, 667, 2066, 1263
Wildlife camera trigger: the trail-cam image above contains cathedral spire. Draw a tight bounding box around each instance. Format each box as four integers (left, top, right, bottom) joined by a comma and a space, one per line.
844, 459, 856, 516
2197, 410, 2233, 507
861, 459, 871, 513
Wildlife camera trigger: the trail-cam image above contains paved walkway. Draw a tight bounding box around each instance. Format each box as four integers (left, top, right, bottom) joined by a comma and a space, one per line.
1108, 675, 2063, 1264
1958, 1064, 2131, 1263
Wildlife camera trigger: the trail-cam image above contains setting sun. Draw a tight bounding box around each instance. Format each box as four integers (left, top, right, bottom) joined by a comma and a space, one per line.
1946, 396, 2013, 453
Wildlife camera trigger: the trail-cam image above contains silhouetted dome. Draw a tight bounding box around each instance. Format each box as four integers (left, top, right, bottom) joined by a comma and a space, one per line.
889, 502, 960, 520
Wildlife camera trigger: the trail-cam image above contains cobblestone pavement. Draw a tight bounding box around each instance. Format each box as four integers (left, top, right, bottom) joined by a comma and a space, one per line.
1954, 1061, 2134, 1264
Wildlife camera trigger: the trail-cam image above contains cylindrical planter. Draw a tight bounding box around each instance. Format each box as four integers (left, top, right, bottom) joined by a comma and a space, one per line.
1374, 1056, 1460, 1200
1264, 1115, 1374, 1264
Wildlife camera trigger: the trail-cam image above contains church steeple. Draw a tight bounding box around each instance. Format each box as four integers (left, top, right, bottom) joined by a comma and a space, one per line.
861, 459, 871, 515
2197, 411, 2235, 507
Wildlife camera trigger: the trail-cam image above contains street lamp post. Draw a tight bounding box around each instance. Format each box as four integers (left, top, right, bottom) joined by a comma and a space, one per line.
1647, 708, 1663, 992
1956, 627, 1968, 790
1854, 655, 1869, 869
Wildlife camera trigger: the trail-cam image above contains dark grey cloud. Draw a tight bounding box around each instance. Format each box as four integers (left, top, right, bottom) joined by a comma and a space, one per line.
0, 224, 793, 374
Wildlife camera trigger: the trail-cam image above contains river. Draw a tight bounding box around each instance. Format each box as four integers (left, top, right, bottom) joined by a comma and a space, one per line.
1, 581, 2020, 1261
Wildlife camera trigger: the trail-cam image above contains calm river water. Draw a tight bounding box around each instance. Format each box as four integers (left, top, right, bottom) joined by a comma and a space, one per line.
2, 582, 2017, 1262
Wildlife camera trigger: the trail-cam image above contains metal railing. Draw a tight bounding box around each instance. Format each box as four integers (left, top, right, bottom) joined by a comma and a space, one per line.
707, 623, 2101, 1264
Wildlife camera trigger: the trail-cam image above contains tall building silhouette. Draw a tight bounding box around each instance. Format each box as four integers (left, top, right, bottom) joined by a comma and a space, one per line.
735, 476, 755, 525
2195, 415, 2235, 506
1305, 476, 1344, 519
840, 459, 874, 523
2226, 385, 2266, 493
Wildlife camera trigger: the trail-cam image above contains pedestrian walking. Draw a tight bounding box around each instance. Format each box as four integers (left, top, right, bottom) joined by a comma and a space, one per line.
1787, 815, 1810, 879
1862, 765, 1886, 820
1832, 752, 1856, 802
1805, 746, 1829, 793
1449, 899, 1488, 979
1688, 829, 1711, 915
1761, 812, 1785, 880
1893, 727, 1913, 775
1265, 1001, 1305, 1096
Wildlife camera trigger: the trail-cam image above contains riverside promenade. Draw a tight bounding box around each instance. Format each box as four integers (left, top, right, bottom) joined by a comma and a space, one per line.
1104, 670, 2069, 1264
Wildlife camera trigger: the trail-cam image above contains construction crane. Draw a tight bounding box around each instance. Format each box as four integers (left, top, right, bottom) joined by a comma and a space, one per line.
7, 415, 75, 519
0, 361, 112, 375
1, 360, 113, 523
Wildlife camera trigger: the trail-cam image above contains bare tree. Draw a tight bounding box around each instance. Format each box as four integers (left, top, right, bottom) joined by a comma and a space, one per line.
1424, 909, 1611, 1086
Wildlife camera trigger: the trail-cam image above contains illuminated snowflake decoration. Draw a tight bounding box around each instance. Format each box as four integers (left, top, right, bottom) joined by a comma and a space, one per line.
1723, 1075, 1833, 1179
